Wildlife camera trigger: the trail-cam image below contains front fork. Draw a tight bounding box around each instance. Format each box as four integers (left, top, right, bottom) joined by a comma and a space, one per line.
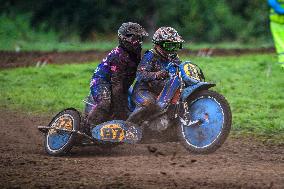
175, 73, 205, 128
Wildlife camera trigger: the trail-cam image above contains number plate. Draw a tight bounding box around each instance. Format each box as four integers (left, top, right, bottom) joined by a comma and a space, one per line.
100, 124, 125, 141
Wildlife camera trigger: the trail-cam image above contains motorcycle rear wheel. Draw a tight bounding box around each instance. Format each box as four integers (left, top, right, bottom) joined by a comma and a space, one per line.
44, 108, 81, 156
178, 90, 232, 154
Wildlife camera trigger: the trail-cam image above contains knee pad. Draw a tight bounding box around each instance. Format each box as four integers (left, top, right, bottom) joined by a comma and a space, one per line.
132, 90, 156, 107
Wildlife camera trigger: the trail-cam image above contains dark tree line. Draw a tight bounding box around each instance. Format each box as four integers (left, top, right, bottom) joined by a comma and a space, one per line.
0, 0, 270, 42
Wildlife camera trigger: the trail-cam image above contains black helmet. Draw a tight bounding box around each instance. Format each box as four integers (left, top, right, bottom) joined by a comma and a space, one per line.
118, 22, 148, 37
118, 22, 148, 53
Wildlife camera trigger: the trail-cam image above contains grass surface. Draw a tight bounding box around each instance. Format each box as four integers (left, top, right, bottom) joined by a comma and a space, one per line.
0, 54, 283, 141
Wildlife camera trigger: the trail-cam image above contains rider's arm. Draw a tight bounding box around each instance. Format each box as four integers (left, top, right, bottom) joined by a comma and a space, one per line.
268, 0, 284, 14
136, 51, 160, 82
172, 55, 182, 65
110, 52, 128, 120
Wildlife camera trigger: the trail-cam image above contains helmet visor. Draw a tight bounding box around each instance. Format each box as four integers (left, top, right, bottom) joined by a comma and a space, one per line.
161, 42, 182, 51
125, 34, 144, 44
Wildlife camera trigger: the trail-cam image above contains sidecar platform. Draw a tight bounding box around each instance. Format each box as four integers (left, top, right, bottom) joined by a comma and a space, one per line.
38, 120, 142, 145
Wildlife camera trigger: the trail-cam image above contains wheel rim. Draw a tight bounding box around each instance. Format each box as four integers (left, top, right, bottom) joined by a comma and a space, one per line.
46, 114, 74, 152
182, 96, 224, 148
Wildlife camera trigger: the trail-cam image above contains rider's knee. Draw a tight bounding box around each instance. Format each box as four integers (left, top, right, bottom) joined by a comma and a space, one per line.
133, 91, 156, 107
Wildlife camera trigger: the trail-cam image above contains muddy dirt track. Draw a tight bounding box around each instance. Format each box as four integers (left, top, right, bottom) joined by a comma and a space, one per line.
0, 108, 283, 189
0, 48, 275, 69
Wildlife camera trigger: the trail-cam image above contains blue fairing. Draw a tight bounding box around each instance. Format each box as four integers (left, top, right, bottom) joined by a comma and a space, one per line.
181, 82, 215, 101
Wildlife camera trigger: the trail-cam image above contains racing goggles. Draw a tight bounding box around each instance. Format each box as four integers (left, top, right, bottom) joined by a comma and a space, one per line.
161, 42, 182, 51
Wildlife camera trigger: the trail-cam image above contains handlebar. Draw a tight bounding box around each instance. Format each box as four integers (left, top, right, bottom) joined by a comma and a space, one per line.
166, 61, 200, 84
166, 62, 179, 76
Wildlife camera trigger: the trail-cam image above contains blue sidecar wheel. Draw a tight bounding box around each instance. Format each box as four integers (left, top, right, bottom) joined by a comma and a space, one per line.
178, 90, 232, 154
44, 108, 81, 156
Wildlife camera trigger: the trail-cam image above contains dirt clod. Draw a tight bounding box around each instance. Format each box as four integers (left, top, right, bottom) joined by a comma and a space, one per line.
147, 145, 157, 153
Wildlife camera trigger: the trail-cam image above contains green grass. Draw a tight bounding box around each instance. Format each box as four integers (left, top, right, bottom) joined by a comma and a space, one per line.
0, 63, 95, 114
0, 54, 283, 142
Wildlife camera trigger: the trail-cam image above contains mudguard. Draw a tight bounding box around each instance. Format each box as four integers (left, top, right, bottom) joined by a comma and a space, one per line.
91, 120, 142, 144
181, 82, 216, 101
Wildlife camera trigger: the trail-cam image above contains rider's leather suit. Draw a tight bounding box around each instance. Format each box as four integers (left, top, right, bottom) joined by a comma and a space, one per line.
132, 49, 181, 108
87, 45, 141, 126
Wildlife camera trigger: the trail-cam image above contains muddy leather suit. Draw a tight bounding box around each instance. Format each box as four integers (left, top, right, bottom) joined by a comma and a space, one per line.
87, 45, 141, 126
132, 49, 181, 107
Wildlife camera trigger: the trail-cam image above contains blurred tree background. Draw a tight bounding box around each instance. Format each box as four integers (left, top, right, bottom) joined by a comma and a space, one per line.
0, 0, 271, 44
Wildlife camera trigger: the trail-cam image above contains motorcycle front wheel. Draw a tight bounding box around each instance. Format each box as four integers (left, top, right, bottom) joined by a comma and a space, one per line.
178, 90, 232, 154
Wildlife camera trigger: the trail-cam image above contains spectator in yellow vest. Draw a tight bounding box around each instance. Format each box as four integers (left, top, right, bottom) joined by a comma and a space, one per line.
268, 0, 284, 69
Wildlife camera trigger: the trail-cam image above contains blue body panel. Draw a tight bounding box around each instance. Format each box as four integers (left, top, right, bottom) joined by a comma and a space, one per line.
91, 120, 142, 144
181, 82, 215, 101
156, 76, 181, 109
182, 96, 224, 148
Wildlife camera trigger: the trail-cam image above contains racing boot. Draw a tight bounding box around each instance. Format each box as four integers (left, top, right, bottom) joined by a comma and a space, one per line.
81, 114, 92, 136
127, 104, 161, 124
